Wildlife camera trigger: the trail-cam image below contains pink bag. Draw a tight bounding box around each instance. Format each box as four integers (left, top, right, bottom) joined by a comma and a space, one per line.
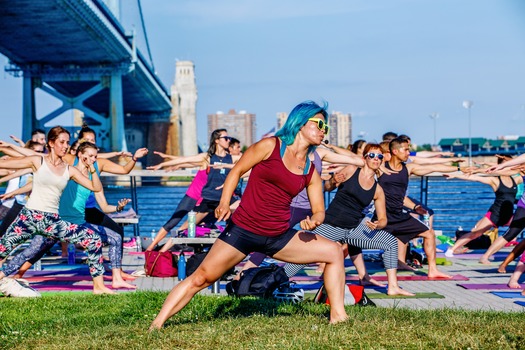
145, 251, 178, 277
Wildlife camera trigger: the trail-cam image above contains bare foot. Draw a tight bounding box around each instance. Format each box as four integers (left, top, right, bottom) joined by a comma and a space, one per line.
427, 270, 452, 279
329, 313, 349, 324
508, 281, 521, 289
93, 286, 116, 295
478, 258, 492, 265
360, 277, 387, 288
497, 264, 507, 273
397, 262, 416, 271
120, 271, 137, 281
387, 286, 416, 296
112, 280, 137, 289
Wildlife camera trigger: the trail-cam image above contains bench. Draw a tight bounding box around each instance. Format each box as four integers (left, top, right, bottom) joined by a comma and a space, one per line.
113, 216, 140, 237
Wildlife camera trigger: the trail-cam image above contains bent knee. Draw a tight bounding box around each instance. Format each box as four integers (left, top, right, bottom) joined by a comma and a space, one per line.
190, 269, 214, 288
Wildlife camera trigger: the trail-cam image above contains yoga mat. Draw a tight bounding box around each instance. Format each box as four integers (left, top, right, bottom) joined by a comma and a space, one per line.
367, 292, 444, 299
290, 274, 469, 282
34, 284, 135, 291
458, 283, 516, 290
514, 301, 525, 307
294, 282, 324, 290
24, 276, 112, 282
490, 291, 525, 299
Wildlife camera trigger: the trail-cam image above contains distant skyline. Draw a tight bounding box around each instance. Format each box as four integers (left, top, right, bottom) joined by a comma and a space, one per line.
1, 0, 525, 148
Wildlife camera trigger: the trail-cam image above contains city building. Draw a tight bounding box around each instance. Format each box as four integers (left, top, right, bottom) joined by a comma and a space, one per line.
208, 109, 256, 147
167, 60, 198, 156
328, 111, 352, 148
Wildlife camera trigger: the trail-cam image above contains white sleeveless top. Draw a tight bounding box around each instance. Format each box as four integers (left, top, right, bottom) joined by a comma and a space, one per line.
26, 159, 70, 213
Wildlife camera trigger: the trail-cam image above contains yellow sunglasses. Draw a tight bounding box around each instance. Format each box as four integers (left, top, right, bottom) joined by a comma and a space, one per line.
307, 118, 330, 134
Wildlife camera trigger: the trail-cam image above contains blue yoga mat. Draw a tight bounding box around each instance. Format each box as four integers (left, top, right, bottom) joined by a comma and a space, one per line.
490, 291, 525, 299
515, 301, 525, 307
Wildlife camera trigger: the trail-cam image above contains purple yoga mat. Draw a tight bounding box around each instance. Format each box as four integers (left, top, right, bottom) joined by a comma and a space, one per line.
34, 284, 134, 291
458, 283, 516, 290
290, 274, 469, 282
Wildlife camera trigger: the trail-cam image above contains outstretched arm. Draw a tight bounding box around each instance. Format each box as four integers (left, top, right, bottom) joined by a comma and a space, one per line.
0, 182, 33, 200
146, 152, 208, 171
94, 188, 131, 213
97, 148, 148, 174
0, 168, 32, 184
317, 147, 365, 167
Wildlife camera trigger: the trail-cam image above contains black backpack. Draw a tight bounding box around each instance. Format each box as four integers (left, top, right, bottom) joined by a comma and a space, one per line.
226, 264, 289, 298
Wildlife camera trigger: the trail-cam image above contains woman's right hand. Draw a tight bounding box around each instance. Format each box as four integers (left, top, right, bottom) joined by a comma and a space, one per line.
215, 202, 231, 222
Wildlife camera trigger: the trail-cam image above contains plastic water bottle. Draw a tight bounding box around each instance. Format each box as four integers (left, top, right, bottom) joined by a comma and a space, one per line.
33, 259, 42, 271
422, 213, 430, 227
187, 210, 196, 238
150, 229, 156, 243
178, 253, 186, 281
67, 243, 76, 265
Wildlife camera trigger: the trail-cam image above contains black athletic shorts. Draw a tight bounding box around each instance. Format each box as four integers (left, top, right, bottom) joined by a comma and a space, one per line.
383, 212, 429, 244
218, 222, 297, 256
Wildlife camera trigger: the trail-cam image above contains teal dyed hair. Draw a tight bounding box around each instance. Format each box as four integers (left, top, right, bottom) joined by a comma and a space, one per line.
275, 101, 329, 154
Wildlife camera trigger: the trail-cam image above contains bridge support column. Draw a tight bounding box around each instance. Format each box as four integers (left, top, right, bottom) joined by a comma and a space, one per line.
22, 76, 37, 142
110, 73, 127, 152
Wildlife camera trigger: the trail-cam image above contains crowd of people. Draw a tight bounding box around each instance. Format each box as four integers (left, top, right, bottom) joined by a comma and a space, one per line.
0, 101, 524, 328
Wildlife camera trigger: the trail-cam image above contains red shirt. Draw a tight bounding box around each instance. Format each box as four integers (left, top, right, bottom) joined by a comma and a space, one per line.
232, 137, 315, 236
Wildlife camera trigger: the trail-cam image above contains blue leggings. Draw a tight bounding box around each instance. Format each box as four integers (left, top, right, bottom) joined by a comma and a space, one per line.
0, 207, 104, 278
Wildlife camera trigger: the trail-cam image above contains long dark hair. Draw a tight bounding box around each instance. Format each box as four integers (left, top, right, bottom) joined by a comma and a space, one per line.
207, 129, 227, 159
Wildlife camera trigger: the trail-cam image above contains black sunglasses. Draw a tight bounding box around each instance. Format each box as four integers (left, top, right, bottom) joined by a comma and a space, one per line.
219, 136, 232, 141
365, 153, 384, 160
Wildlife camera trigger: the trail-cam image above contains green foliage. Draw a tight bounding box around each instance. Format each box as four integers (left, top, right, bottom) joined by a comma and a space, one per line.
0, 292, 523, 349
418, 144, 433, 151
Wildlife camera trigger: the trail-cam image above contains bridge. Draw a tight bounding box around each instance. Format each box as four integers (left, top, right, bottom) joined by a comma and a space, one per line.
0, 0, 171, 151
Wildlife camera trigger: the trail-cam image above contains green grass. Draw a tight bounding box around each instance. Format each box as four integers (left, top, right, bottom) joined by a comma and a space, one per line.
0, 292, 523, 349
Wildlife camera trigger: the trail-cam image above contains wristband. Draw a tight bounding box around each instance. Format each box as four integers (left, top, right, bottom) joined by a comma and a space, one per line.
90, 169, 96, 174
132, 156, 137, 162
116, 205, 123, 213
413, 204, 418, 211
457, 165, 461, 171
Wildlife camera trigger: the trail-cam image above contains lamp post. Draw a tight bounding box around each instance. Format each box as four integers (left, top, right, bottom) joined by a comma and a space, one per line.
462, 100, 474, 166
429, 113, 439, 147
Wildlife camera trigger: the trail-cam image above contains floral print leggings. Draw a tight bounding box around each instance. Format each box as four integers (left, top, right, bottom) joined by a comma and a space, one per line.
0, 207, 104, 277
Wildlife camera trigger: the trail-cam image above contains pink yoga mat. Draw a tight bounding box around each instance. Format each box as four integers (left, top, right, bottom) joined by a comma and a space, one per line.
458, 283, 517, 290
25, 276, 112, 282
34, 284, 135, 291
291, 274, 468, 282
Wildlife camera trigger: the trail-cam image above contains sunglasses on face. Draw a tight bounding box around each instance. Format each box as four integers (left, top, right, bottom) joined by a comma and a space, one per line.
307, 118, 330, 134
219, 136, 232, 141
365, 153, 384, 160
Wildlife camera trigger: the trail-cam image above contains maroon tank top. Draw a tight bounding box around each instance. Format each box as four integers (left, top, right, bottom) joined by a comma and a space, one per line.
232, 137, 315, 236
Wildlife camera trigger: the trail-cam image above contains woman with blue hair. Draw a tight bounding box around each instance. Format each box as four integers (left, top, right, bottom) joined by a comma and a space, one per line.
150, 101, 348, 329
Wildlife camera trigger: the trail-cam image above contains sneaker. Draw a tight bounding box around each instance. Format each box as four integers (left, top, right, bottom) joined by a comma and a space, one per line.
445, 249, 454, 258
0, 277, 41, 298
123, 238, 138, 249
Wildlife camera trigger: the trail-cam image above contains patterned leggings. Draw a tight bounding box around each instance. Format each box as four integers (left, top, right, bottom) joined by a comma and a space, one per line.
283, 219, 399, 277
1, 224, 122, 276
0, 207, 104, 277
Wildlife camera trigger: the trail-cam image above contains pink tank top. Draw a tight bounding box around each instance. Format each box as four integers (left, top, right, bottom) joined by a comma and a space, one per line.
186, 169, 207, 200
232, 137, 314, 236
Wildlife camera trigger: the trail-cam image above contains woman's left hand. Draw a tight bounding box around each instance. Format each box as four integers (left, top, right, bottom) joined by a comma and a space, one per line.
365, 220, 379, 230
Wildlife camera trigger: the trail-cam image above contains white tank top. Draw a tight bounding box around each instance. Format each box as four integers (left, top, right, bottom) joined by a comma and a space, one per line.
26, 158, 70, 213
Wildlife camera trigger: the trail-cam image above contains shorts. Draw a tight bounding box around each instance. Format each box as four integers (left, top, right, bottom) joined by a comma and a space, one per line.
217, 222, 297, 256
193, 199, 220, 213
383, 212, 429, 244
484, 211, 512, 227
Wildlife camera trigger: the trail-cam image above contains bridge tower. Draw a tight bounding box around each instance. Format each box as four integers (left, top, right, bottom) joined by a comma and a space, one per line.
167, 61, 198, 156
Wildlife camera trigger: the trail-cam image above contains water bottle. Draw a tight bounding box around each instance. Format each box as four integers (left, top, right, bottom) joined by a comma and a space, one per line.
187, 210, 196, 238
67, 243, 76, 265
33, 259, 42, 271
177, 253, 186, 281
150, 229, 156, 243
422, 213, 430, 227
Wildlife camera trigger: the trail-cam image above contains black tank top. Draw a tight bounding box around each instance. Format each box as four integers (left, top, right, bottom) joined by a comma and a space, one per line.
200, 153, 233, 201
325, 168, 377, 229
488, 176, 517, 226
377, 162, 409, 215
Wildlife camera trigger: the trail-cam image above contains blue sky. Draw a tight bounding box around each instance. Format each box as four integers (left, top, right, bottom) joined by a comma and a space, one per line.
1, 0, 525, 147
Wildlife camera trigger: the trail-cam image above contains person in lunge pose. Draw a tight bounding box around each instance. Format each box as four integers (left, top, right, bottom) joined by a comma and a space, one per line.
444, 167, 519, 258
0, 126, 111, 296
377, 137, 466, 278
283, 143, 414, 296
150, 101, 348, 329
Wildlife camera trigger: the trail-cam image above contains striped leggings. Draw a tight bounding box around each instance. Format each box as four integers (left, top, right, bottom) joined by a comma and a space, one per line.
283, 220, 399, 277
